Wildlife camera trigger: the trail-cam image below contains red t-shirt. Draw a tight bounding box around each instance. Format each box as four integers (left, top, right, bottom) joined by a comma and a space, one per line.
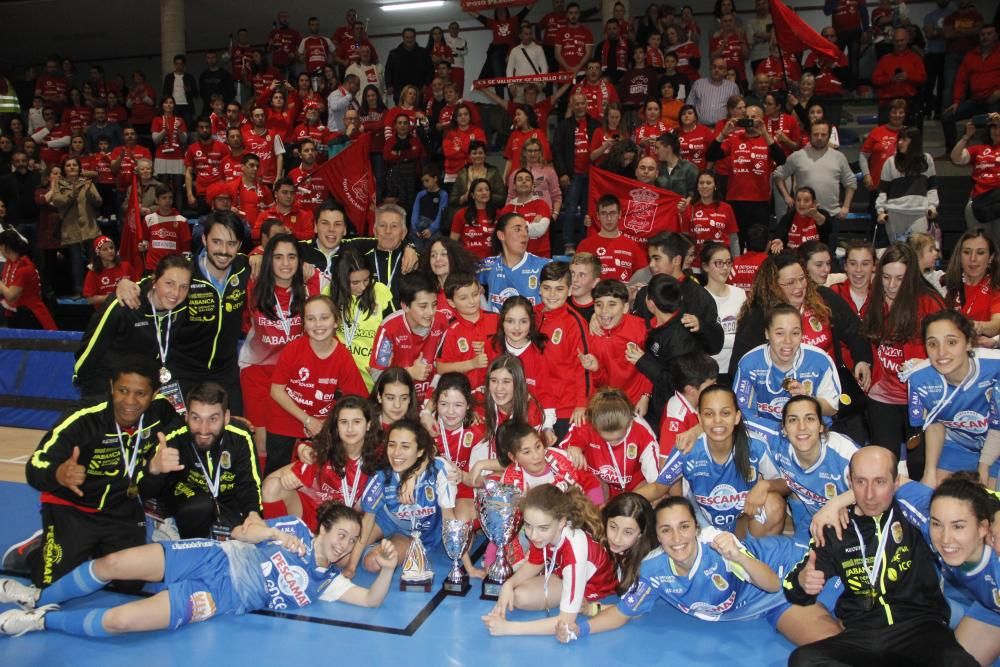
867, 294, 943, 404
83, 261, 133, 304
268, 336, 368, 437
151, 115, 186, 159
443, 127, 488, 180
633, 121, 669, 159
861, 125, 900, 189
967, 144, 1000, 199
486, 341, 554, 411
572, 80, 619, 120
576, 233, 647, 282
225, 178, 274, 238
437, 311, 500, 392
370, 310, 450, 402
572, 118, 591, 175
587, 313, 652, 407
258, 205, 314, 241
143, 210, 191, 271
524, 527, 618, 608
718, 134, 777, 202
765, 113, 801, 156
183, 139, 229, 194
682, 201, 738, 268
678, 124, 716, 171
560, 419, 660, 496
242, 127, 284, 185
540, 12, 568, 46
110, 145, 152, 191
800, 307, 834, 357
241, 283, 306, 367
452, 207, 494, 260
710, 33, 748, 80
503, 129, 553, 169
2, 256, 56, 329
287, 164, 330, 211
729, 251, 767, 292
659, 392, 699, 457
832, 0, 863, 33
61, 106, 93, 137
556, 25, 594, 71
83, 152, 115, 186
290, 123, 333, 162
785, 212, 820, 250
959, 276, 1000, 322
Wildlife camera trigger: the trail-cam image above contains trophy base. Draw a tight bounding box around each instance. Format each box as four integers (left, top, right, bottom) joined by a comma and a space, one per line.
481, 578, 505, 601
442, 576, 470, 596
400, 576, 434, 592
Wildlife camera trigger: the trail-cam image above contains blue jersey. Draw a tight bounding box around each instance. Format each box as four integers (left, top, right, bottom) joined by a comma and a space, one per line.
657, 432, 780, 531
479, 252, 549, 312
618, 527, 805, 621
733, 343, 841, 430
361, 457, 456, 547
765, 430, 857, 538
896, 481, 1000, 620
907, 350, 1000, 469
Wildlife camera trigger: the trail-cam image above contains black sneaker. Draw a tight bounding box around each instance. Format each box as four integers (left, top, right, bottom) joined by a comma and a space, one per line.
2, 530, 42, 575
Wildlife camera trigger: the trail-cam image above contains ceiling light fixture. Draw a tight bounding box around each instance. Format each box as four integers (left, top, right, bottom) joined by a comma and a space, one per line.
380, 1, 445, 10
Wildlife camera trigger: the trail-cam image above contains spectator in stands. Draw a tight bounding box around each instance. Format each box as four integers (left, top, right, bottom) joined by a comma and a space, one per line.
0, 228, 56, 329
573, 60, 620, 121
184, 117, 228, 214
951, 112, 1000, 234
747, 0, 773, 74
161, 54, 197, 128
446, 21, 469, 91
618, 45, 657, 117
383, 113, 424, 215
345, 45, 385, 104
595, 19, 631, 84
0, 152, 40, 239
48, 156, 100, 296
125, 70, 156, 138
686, 57, 740, 126
554, 3, 595, 80
942, 24, 1000, 153
84, 104, 122, 152
872, 28, 927, 125
875, 127, 938, 243
502, 105, 551, 181
384, 28, 434, 105
452, 140, 506, 212
506, 22, 548, 103
774, 119, 856, 251
654, 132, 697, 198
554, 92, 599, 254
199, 51, 235, 115
632, 98, 668, 158
744, 72, 772, 109
824, 0, 869, 88
710, 13, 749, 89
443, 104, 487, 189
922, 0, 952, 120
124, 158, 164, 219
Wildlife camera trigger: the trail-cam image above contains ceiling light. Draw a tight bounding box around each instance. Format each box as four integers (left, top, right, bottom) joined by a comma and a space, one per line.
381, 0, 445, 10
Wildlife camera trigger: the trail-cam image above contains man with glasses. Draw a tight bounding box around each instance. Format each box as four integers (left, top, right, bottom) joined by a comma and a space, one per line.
576, 194, 646, 282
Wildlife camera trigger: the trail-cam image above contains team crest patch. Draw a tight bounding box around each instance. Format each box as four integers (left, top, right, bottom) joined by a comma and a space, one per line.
824, 482, 837, 499
711, 573, 728, 591
552, 328, 563, 344
424, 486, 435, 502
528, 276, 538, 289
463, 432, 475, 448
220, 451, 231, 470
229, 275, 239, 287
187, 591, 217, 623
809, 316, 822, 333
626, 443, 637, 459
891, 521, 903, 544
457, 337, 469, 353
886, 567, 898, 582
801, 380, 813, 396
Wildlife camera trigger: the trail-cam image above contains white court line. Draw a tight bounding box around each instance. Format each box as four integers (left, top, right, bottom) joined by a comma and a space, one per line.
0, 455, 29, 464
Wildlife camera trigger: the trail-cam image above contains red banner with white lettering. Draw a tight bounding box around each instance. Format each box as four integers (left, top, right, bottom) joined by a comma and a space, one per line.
315, 132, 376, 236
461, 0, 533, 11
471, 72, 575, 90
587, 167, 682, 246
119, 173, 145, 280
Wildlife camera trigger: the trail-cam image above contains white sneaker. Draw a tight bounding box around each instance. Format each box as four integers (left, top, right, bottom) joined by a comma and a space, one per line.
0, 579, 38, 609
0, 604, 56, 637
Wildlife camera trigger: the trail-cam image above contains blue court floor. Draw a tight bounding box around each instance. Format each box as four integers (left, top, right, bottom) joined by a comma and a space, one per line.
0, 481, 980, 667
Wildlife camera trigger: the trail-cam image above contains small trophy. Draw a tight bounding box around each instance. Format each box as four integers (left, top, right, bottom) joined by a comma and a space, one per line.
441, 519, 472, 596
476, 480, 522, 601
399, 530, 434, 592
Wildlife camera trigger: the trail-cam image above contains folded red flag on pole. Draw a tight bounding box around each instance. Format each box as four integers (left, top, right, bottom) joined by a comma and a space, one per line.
769, 0, 848, 66
315, 132, 376, 236
119, 173, 145, 279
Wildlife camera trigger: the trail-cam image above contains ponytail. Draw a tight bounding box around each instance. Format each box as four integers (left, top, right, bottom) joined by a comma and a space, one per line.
522, 484, 605, 542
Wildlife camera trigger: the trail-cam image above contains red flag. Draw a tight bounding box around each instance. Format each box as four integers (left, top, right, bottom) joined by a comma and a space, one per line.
461, 0, 533, 11
119, 173, 145, 279
315, 132, 376, 236
587, 167, 682, 246
769, 0, 847, 66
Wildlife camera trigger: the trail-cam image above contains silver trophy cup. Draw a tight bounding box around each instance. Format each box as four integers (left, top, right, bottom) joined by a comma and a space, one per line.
441, 519, 472, 595
476, 480, 522, 600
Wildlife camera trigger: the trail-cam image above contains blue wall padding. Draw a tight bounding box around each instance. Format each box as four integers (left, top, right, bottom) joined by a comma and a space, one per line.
0, 329, 82, 430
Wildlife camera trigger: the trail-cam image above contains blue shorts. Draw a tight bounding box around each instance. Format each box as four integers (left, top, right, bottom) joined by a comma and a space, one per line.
763, 577, 843, 630
937, 442, 979, 473
964, 601, 1000, 628
161, 539, 246, 629
373, 511, 442, 549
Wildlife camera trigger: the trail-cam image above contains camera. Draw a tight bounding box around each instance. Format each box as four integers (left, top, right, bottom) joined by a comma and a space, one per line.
971, 114, 992, 128
736, 118, 754, 128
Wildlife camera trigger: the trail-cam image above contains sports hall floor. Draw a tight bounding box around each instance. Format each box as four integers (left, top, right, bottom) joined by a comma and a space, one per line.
0, 427, 981, 667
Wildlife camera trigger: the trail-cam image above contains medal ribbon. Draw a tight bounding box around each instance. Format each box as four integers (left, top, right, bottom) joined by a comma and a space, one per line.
605, 438, 628, 491
189, 442, 223, 499
273, 290, 292, 338
850, 508, 894, 604
115, 415, 145, 483
437, 420, 464, 464
150, 300, 172, 368
341, 457, 363, 507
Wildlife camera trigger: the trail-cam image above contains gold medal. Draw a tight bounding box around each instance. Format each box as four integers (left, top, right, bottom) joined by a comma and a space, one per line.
127, 483, 140, 499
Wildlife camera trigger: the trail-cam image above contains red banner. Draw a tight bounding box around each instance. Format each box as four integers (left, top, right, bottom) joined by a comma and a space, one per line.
119, 173, 145, 279
769, 0, 848, 66
472, 72, 574, 90
315, 132, 376, 236
461, 0, 533, 11
587, 167, 682, 246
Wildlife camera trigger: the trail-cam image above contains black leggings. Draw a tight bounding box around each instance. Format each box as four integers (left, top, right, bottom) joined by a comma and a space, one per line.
866, 398, 923, 479
789, 618, 977, 667
264, 432, 297, 478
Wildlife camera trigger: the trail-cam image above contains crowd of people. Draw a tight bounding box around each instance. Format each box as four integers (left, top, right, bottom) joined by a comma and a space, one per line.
0, 2, 999, 665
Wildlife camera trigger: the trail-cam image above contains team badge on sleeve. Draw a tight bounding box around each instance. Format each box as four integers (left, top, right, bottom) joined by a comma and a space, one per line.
375, 337, 393, 366
220, 451, 231, 470
626, 443, 637, 459
457, 338, 469, 353
463, 432, 474, 448
891, 521, 903, 544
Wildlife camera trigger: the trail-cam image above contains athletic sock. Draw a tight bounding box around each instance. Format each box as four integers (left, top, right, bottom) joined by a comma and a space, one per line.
43, 608, 113, 638
38, 561, 110, 606
262, 500, 287, 518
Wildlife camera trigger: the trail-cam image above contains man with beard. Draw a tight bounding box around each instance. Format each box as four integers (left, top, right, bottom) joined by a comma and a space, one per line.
116, 211, 250, 415
141, 382, 261, 539
184, 117, 229, 214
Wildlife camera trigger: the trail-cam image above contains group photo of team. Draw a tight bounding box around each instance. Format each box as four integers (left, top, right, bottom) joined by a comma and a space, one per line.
0, 0, 998, 664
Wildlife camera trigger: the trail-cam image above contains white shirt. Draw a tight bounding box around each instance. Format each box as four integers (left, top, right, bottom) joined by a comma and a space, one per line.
507, 42, 548, 77
327, 86, 355, 132
445, 34, 468, 68
171, 73, 187, 105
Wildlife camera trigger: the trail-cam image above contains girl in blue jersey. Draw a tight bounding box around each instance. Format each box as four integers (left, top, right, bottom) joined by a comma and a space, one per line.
479, 213, 550, 311
766, 396, 859, 539
0, 503, 398, 637
906, 310, 1000, 489
348, 419, 457, 576
733, 304, 841, 434
554, 497, 842, 646
642, 385, 788, 538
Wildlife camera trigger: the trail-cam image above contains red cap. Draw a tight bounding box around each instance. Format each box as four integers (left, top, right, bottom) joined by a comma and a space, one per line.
93, 235, 113, 252
205, 181, 233, 204
303, 99, 322, 111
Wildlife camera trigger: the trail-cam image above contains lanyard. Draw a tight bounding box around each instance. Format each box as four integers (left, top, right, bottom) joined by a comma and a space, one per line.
374, 249, 400, 287
150, 301, 172, 367
437, 420, 464, 464
341, 457, 362, 507
342, 301, 363, 349
115, 416, 145, 482
605, 438, 628, 490
189, 442, 223, 499
923, 358, 976, 427
273, 290, 292, 338
542, 543, 559, 614
851, 508, 894, 598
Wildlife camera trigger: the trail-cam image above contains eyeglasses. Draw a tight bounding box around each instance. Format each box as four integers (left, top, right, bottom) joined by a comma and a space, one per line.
710, 259, 733, 268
